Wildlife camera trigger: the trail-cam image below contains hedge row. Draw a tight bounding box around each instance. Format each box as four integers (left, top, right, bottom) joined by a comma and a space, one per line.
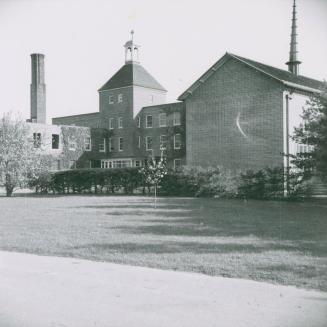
30, 166, 312, 199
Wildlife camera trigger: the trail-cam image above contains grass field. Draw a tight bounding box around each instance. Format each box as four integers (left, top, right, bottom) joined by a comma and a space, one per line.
0, 195, 326, 291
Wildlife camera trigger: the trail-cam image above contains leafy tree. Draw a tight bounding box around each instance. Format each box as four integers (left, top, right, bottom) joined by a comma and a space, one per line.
139, 156, 168, 208
292, 89, 327, 180
0, 113, 50, 196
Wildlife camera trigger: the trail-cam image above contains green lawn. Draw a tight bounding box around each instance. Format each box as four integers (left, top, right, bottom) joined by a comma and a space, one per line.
0, 195, 326, 291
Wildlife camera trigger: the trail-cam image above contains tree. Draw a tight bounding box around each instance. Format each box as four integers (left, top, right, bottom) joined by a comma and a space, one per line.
0, 113, 50, 196
139, 156, 168, 208
292, 88, 327, 180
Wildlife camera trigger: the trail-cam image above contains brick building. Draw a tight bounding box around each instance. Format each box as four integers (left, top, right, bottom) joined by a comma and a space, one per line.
31, 1, 325, 174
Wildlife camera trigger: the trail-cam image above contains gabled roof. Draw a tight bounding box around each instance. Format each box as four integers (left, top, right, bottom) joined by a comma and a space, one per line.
98, 62, 166, 92
178, 52, 325, 101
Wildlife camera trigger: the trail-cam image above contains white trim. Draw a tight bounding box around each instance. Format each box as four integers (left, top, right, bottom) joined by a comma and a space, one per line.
109, 118, 114, 129
118, 137, 123, 152
174, 133, 181, 149
146, 136, 153, 150
159, 113, 167, 127
281, 80, 322, 94
118, 117, 123, 129
99, 138, 106, 153
173, 112, 181, 126
84, 137, 92, 151
146, 115, 153, 128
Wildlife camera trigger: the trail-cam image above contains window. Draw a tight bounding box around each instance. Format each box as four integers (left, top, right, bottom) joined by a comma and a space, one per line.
33, 133, 41, 148
146, 136, 153, 150
160, 135, 167, 150
52, 134, 59, 149
174, 133, 181, 149
159, 113, 167, 127
68, 138, 76, 151
109, 137, 114, 152
99, 138, 106, 152
85, 137, 91, 151
146, 115, 153, 128
118, 117, 123, 129
135, 160, 141, 167
174, 159, 182, 170
137, 116, 141, 128
118, 94, 123, 103
119, 137, 123, 151
57, 160, 61, 170
109, 118, 114, 129
69, 160, 76, 169
173, 112, 181, 126
138, 136, 141, 148
109, 95, 114, 104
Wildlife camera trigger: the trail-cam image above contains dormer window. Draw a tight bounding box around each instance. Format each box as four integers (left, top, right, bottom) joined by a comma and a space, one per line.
109, 96, 114, 104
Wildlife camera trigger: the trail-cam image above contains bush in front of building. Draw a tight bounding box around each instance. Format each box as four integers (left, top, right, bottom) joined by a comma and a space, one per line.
159, 166, 238, 198
31, 168, 144, 195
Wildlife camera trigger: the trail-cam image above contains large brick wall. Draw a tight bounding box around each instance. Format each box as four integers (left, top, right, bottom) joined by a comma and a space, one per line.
185, 57, 285, 171
52, 112, 100, 128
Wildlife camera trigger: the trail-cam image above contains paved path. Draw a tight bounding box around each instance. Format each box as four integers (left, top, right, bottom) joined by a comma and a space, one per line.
0, 251, 326, 327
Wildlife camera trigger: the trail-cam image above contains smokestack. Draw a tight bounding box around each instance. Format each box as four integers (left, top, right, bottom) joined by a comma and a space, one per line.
30, 53, 46, 123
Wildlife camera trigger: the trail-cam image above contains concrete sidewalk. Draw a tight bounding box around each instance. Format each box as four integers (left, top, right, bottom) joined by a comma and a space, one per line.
0, 251, 326, 327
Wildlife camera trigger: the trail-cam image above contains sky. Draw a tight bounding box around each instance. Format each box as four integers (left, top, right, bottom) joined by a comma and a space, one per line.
0, 0, 326, 123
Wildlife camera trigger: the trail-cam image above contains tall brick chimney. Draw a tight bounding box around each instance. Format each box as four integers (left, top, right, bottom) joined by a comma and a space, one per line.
30, 53, 46, 123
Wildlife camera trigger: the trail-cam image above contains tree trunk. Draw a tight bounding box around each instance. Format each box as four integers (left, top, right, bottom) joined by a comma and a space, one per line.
5, 174, 14, 197
6, 185, 14, 197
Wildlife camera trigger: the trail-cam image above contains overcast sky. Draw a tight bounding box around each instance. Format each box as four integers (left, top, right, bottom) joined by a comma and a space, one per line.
0, 0, 326, 123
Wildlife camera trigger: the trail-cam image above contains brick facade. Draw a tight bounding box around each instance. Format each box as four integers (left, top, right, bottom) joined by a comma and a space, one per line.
185, 57, 285, 171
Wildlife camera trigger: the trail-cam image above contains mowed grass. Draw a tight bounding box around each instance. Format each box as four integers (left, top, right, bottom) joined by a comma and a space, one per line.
0, 195, 326, 291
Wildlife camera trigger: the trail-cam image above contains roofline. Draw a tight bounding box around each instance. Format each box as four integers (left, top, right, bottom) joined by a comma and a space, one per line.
178, 52, 323, 101
178, 53, 231, 101
52, 112, 99, 120
281, 80, 322, 94
98, 83, 167, 92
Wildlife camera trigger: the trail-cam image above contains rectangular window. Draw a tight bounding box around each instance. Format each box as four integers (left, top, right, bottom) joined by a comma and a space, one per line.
174, 133, 181, 149
57, 160, 61, 170
109, 95, 114, 104
146, 136, 153, 150
84, 137, 91, 151
68, 138, 76, 151
159, 113, 167, 127
174, 159, 182, 170
118, 117, 123, 129
138, 136, 141, 148
109, 118, 114, 129
109, 137, 114, 152
119, 137, 123, 151
137, 116, 141, 128
33, 133, 41, 148
160, 135, 167, 150
173, 112, 181, 126
99, 138, 106, 152
118, 94, 123, 103
52, 134, 59, 149
135, 160, 141, 167
146, 115, 153, 128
